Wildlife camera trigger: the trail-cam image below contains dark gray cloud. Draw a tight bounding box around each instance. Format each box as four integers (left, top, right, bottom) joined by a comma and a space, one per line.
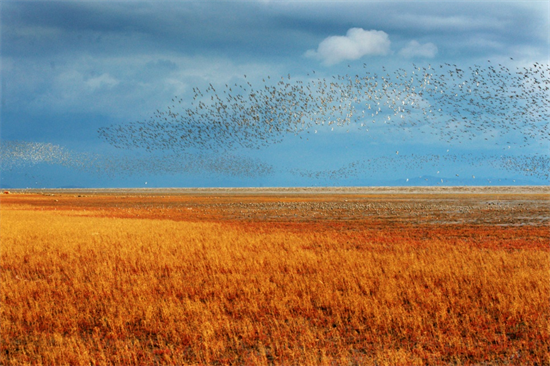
3, 2, 315, 60
4, 1, 546, 60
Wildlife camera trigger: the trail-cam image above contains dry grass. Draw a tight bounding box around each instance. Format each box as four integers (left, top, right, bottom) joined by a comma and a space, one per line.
1, 193, 549, 365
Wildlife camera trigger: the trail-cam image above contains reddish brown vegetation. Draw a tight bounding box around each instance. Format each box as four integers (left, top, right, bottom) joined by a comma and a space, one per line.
1, 192, 548, 365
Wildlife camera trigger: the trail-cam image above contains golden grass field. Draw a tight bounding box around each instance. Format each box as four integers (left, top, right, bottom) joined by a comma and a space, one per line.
1, 189, 549, 365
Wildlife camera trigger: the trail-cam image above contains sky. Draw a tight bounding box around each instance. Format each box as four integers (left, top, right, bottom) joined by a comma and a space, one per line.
1, 0, 549, 188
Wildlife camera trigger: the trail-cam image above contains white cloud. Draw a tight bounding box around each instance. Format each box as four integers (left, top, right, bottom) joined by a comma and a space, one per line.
305, 28, 391, 65
399, 40, 438, 58
86, 73, 120, 90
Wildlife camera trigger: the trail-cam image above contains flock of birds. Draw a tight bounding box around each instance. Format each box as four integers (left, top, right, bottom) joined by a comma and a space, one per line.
291, 152, 549, 182
1, 141, 77, 169
2, 60, 549, 184
0, 141, 273, 179
99, 60, 549, 152
2, 143, 547, 184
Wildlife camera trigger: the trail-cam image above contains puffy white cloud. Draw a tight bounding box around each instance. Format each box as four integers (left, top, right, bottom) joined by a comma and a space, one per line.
305, 28, 391, 65
399, 40, 438, 58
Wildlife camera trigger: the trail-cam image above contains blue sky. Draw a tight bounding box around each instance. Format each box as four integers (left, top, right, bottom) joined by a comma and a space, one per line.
1, 0, 549, 188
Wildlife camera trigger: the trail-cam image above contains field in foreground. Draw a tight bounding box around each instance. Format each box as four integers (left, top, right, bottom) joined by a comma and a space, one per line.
1, 189, 549, 365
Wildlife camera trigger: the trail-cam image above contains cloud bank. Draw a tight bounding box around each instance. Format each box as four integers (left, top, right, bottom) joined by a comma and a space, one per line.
305, 28, 390, 65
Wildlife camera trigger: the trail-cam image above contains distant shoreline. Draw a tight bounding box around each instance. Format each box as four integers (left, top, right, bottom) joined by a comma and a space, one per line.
4, 186, 549, 195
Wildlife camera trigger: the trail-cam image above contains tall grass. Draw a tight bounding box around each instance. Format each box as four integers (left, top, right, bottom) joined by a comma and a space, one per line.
1, 198, 549, 365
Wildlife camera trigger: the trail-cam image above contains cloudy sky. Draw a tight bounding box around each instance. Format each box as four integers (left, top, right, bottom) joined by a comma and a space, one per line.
1, 0, 548, 188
